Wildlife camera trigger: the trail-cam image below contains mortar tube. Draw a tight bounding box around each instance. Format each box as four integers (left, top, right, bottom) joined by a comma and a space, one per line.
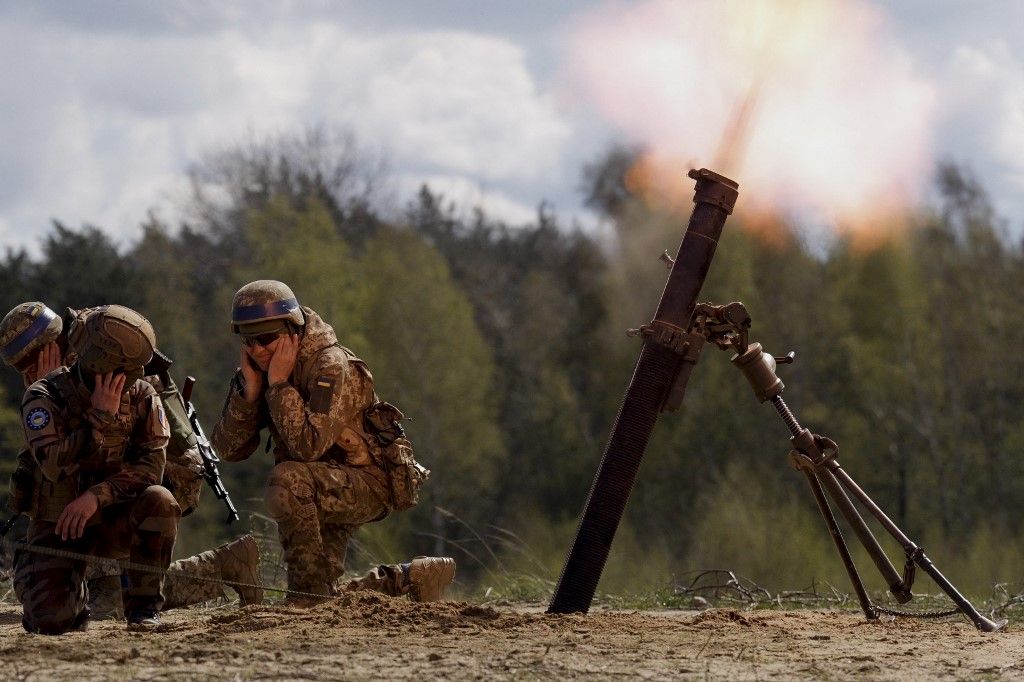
547, 169, 739, 614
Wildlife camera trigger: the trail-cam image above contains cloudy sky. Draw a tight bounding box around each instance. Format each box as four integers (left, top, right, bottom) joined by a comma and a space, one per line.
1, 0, 1022, 252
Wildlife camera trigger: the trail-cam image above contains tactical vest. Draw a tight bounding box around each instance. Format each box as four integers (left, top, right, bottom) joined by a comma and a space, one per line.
44, 368, 135, 473
28, 368, 136, 521
28, 369, 204, 518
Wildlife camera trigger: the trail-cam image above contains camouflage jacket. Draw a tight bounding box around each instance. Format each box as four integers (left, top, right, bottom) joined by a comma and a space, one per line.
21, 366, 169, 513
12, 362, 201, 514
60, 306, 202, 496
212, 308, 388, 487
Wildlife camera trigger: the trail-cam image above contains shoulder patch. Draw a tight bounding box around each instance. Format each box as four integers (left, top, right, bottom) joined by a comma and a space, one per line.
147, 397, 171, 439
26, 406, 51, 431
309, 374, 336, 414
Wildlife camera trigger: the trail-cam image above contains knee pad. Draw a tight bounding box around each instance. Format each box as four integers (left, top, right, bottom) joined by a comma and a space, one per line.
137, 485, 182, 518
134, 486, 181, 535
266, 463, 316, 521
265, 485, 316, 521
265, 485, 297, 521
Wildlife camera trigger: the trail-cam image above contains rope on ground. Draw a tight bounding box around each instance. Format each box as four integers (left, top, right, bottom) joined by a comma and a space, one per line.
0, 535, 343, 603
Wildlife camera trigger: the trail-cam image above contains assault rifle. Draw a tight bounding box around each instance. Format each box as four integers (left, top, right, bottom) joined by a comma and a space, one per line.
181, 376, 239, 524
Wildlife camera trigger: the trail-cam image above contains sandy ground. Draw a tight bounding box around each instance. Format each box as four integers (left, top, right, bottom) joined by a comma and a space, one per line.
0, 595, 1021, 681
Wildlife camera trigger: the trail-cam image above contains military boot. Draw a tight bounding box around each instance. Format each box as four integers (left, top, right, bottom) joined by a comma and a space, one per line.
87, 574, 125, 620
163, 558, 226, 609
407, 557, 456, 602
164, 535, 263, 608
214, 534, 264, 606
126, 607, 162, 631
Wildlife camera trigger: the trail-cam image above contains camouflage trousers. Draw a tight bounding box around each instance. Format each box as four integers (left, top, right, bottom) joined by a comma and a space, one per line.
14, 485, 180, 634
265, 461, 405, 596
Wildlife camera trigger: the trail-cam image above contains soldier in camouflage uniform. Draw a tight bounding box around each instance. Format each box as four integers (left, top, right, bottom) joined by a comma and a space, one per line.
212, 280, 455, 602
1, 303, 263, 621
13, 305, 177, 632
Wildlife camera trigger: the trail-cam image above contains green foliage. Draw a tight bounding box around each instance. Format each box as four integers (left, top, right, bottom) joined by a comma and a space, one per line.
357, 226, 506, 552
2, 136, 1023, 604
0, 381, 23, 513
240, 195, 370, 350
682, 461, 839, 591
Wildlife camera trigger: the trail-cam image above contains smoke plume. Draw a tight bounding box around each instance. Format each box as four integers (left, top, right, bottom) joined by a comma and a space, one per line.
565, 0, 936, 246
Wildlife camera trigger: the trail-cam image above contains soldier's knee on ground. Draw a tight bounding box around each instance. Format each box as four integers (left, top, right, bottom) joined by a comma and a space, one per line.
266, 462, 316, 522
24, 607, 89, 636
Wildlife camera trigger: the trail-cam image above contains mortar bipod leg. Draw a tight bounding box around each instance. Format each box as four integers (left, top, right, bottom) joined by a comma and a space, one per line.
791, 452, 875, 620
790, 430, 912, 603
768, 394, 912, 603
825, 463, 1007, 632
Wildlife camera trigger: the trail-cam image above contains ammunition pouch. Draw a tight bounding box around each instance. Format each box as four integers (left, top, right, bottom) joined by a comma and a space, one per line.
364, 402, 429, 511
379, 437, 430, 511
32, 474, 80, 523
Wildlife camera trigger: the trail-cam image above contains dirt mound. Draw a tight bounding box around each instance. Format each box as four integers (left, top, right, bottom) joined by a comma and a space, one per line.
0, 602, 1018, 680
691, 609, 752, 626
207, 593, 535, 636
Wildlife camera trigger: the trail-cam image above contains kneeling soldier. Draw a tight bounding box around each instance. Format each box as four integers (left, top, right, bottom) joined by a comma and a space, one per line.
213, 280, 455, 602
16, 305, 177, 632
1, 303, 263, 619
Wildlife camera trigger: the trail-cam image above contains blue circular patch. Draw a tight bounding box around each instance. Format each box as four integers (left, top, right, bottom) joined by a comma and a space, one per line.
26, 406, 50, 431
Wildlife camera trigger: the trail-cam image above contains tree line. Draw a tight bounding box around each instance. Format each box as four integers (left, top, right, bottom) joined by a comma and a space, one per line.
2, 132, 1022, 599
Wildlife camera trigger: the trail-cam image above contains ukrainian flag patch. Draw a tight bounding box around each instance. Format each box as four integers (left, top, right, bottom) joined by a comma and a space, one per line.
310, 375, 336, 413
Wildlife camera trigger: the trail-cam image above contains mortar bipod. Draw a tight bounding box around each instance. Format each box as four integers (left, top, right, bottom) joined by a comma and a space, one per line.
691, 302, 1005, 632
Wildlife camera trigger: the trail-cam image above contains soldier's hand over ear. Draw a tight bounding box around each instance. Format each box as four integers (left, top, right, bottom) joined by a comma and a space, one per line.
268, 334, 299, 385
240, 348, 263, 403
90, 371, 125, 414
55, 491, 99, 541
37, 341, 62, 378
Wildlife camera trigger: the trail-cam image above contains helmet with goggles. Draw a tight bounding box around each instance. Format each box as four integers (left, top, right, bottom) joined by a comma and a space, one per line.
230, 280, 305, 337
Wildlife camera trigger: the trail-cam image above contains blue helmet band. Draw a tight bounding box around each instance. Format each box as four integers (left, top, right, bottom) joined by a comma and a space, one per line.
1, 307, 57, 363
232, 297, 299, 324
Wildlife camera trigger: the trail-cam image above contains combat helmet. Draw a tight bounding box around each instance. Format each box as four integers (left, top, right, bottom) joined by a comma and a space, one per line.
69, 305, 156, 382
0, 302, 63, 370
230, 280, 305, 334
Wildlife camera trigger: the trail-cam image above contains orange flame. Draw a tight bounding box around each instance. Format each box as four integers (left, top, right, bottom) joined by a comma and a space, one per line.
566, 0, 936, 249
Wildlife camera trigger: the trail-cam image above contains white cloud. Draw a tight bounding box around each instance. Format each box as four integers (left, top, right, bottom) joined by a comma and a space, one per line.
357, 33, 570, 182
0, 12, 573, 251
941, 41, 1024, 224
4, 1, 1024, 252
397, 173, 539, 227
